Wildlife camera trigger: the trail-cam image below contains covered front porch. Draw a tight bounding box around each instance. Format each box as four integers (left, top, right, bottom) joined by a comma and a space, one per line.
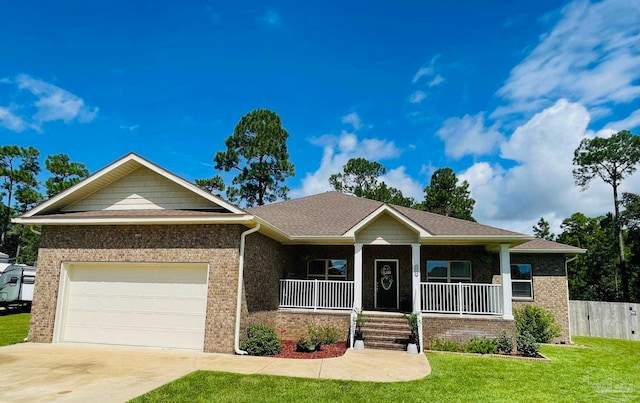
278, 243, 515, 319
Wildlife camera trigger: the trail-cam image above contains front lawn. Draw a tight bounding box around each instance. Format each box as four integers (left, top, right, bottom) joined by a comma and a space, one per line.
0, 312, 30, 346
132, 337, 639, 402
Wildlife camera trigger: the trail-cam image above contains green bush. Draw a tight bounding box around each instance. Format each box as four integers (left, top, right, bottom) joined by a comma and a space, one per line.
514, 305, 561, 343
430, 338, 460, 352
240, 325, 282, 356
317, 325, 342, 345
463, 336, 498, 354
296, 335, 320, 352
516, 330, 540, 357
496, 331, 513, 354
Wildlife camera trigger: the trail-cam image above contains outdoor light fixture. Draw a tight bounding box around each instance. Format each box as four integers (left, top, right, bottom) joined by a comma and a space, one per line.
414, 264, 419, 277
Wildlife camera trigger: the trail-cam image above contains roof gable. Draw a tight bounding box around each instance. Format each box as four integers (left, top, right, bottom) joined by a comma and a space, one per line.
18, 153, 247, 221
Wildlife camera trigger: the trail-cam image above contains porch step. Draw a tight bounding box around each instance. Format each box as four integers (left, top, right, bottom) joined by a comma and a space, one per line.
360, 313, 412, 351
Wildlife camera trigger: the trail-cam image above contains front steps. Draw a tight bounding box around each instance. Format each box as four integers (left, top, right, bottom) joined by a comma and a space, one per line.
361, 313, 411, 351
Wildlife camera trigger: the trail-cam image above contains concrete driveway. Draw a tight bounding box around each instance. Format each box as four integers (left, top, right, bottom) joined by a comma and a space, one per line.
0, 343, 430, 402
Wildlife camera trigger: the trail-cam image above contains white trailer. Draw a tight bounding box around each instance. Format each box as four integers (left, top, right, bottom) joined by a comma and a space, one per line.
0, 265, 36, 311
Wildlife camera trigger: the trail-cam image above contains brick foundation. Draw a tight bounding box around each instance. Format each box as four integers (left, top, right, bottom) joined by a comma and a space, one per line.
423, 315, 516, 348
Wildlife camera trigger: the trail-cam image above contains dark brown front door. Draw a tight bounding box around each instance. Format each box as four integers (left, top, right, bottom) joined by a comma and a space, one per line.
375, 259, 399, 309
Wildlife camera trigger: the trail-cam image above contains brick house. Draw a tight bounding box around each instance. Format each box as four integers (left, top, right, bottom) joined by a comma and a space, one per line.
15, 153, 584, 353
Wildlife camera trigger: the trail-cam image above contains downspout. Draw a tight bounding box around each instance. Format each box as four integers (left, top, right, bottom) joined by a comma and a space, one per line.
234, 223, 261, 355
565, 255, 578, 344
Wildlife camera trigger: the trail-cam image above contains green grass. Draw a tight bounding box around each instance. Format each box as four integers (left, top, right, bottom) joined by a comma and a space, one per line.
132, 337, 640, 403
0, 313, 30, 346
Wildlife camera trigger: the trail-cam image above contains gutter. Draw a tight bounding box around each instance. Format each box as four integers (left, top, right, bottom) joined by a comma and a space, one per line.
234, 223, 261, 355
565, 255, 579, 344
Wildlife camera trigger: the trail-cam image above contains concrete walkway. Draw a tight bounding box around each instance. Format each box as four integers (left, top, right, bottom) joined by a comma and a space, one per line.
0, 343, 430, 402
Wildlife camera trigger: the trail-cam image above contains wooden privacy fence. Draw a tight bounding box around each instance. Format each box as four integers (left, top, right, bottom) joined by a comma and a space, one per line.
570, 300, 639, 341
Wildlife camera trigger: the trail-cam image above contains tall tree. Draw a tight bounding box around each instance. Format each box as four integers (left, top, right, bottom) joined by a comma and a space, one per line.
13, 184, 43, 264
0, 146, 40, 249
214, 109, 295, 207
621, 193, 640, 302
533, 217, 555, 240
329, 158, 386, 196
557, 212, 619, 301
573, 130, 640, 301
422, 167, 476, 221
194, 176, 226, 197
329, 158, 415, 207
44, 153, 89, 197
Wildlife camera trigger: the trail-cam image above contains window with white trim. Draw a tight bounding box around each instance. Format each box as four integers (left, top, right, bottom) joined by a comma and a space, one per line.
511, 264, 533, 298
426, 261, 472, 283
307, 259, 347, 280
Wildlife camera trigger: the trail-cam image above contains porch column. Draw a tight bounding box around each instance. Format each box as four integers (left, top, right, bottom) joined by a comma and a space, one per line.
353, 243, 363, 311
500, 243, 514, 320
411, 243, 421, 313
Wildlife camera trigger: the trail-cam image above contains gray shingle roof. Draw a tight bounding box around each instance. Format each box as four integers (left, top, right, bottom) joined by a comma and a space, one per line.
248, 192, 526, 238
512, 238, 586, 253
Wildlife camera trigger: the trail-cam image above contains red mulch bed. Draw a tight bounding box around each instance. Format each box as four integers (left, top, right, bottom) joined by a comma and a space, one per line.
271, 340, 348, 359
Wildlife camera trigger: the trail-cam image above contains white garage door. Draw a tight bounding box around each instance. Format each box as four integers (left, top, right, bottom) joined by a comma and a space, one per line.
58, 263, 208, 351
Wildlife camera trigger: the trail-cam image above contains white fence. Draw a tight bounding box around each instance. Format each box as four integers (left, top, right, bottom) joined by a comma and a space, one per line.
421, 282, 503, 315
279, 279, 354, 310
570, 300, 639, 341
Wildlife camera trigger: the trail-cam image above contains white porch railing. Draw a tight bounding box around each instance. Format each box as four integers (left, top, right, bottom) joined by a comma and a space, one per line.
279, 279, 354, 310
421, 282, 503, 315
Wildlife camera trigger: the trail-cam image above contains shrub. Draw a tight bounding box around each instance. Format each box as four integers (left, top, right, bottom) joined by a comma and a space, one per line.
514, 306, 561, 343
430, 338, 460, 352
463, 336, 498, 354
404, 313, 419, 344
496, 331, 513, 354
317, 325, 342, 345
516, 330, 540, 357
296, 335, 320, 352
240, 325, 282, 356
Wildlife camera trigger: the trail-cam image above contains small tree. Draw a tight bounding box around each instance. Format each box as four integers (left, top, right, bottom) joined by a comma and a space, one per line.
44, 153, 89, 197
533, 217, 555, 240
422, 167, 476, 221
0, 146, 40, 249
214, 109, 295, 207
194, 176, 226, 197
573, 130, 640, 301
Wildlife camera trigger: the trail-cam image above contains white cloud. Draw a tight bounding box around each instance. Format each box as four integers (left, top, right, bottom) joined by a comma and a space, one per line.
380, 166, 424, 200
0, 74, 98, 132
15, 74, 98, 124
292, 132, 401, 198
341, 112, 363, 131
428, 74, 445, 87
460, 99, 638, 234
435, 113, 505, 159
408, 90, 426, 104
119, 124, 140, 132
0, 106, 28, 132
605, 110, 640, 132
412, 54, 441, 84
494, 0, 640, 118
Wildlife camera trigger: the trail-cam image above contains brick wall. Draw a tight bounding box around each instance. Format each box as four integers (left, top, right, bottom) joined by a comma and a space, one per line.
496, 253, 570, 343
251, 310, 351, 342
423, 315, 516, 348
31, 224, 244, 353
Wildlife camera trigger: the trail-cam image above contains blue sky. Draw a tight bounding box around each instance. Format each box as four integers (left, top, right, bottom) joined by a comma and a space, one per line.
1, 0, 639, 234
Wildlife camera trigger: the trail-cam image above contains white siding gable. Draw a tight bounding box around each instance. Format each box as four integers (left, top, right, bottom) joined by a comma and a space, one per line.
63, 167, 222, 212
355, 212, 418, 244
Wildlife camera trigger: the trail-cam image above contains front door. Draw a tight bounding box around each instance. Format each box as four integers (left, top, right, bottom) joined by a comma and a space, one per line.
375, 259, 399, 310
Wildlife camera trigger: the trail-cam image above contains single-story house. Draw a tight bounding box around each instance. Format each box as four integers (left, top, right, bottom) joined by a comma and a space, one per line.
14, 153, 585, 353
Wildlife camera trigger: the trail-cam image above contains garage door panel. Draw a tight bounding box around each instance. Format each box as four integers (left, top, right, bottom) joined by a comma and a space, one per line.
60, 263, 208, 351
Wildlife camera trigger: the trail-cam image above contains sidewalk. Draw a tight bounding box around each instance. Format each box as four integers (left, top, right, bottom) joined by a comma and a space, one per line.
0, 343, 431, 402
195, 348, 431, 382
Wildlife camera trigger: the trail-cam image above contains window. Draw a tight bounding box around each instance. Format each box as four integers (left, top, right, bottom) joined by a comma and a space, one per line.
307, 259, 347, 280
426, 261, 472, 283
511, 264, 533, 298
